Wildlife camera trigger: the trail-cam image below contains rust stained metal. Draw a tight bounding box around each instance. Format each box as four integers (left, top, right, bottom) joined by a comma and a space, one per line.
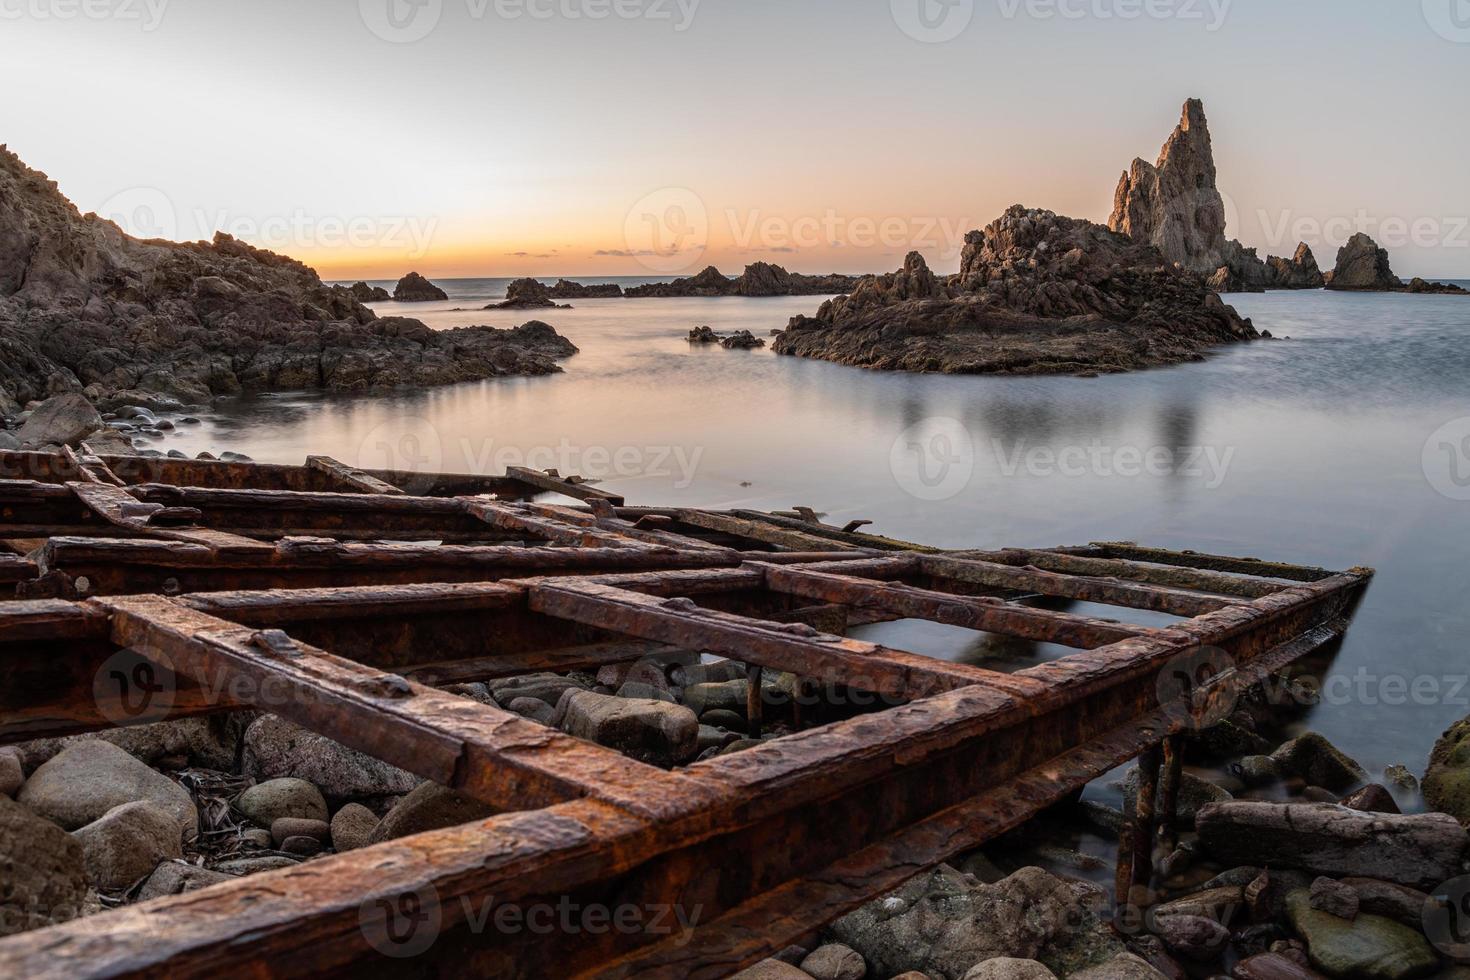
0, 447, 1375, 977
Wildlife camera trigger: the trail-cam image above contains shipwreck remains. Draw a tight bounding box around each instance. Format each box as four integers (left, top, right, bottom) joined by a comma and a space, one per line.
0, 445, 1371, 977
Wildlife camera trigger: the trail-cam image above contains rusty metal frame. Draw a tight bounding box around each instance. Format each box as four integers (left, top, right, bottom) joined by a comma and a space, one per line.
0, 448, 1372, 978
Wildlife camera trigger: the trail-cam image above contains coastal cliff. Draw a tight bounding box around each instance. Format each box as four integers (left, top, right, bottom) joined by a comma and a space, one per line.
0, 146, 577, 410
773, 206, 1256, 375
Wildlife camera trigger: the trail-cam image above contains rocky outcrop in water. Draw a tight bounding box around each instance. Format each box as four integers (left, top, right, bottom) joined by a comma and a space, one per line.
1264, 243, 1326, 289
1324, 233, 1467, 294
624, 263, 861, 298
773, 206, 1256, 375
546, 279, 623, 299
0, 145, 577, 408
391, 271, 448, 301
485, 277, 571, 309
346, 281, 391, 303
1109, 99, 1268, 291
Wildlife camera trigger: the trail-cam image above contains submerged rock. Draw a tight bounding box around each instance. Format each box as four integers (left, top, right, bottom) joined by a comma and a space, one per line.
1285, 889, 1438, 980
1269, 732, 1368, 792
392, 271, 448, 301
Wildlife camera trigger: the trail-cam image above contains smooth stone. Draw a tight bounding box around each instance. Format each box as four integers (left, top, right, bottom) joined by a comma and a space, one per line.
1309, 877, 1359, 920
801, 943, 868, 980
1069, 952, 1172, 978
74, 801, 183, 891
1286, 889, 1439, 980
505, 697, 557, 725
729, 960, 811, 980
556, 689, 699, 767
18, 740, 197, 834
330, 803, 379, 852
1154, 914, 1229, 962
270, 817, 330, 846
1341, 784, 1400, 814
237, 778, 328, 827
242, 715, 418, 807
487, 672, 589, 708
0, 748, 22, 797
701, 709, 747, 732
212, 856, 300, 876
368, 782, 496, 844
279, 835, 323, 857
617, 681, 677, 704
1232, 952, 1326, 979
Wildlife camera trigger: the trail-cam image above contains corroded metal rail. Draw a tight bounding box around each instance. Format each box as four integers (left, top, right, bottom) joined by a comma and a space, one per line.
0, 449, 1372, 978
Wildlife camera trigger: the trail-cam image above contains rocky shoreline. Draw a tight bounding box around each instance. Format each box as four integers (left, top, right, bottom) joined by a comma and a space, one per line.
0, 146, 579, 414
6, 644, 1470, 980
626, 262, 863, 298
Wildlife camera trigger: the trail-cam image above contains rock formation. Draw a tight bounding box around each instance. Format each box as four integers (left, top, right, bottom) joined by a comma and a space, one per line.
545, 279, 623, 299
485, 277, 571, 309
346, 281, 391, 303
1264, 243, 1326, 290
1323, 233, 1467, 294
391, 271, 448, 302
0, 145, 577, 409
624, 263, 861, 298
773, 206, 1256, 375
1110, 100, 1322, 293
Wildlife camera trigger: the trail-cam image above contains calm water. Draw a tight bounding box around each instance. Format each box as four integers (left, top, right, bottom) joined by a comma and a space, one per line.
157, 276, 1470, 780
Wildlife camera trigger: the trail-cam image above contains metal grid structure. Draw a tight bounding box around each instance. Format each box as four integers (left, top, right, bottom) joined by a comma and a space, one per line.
0, 447, 1372, 978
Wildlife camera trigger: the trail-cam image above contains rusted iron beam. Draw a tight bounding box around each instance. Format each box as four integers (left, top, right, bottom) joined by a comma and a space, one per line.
1090, 541, 1336, 582
69, 482, 267, 556
730, 508, 942, 553
760, 563, 1154, 649
918, 554, 1239, 618
506, 466, 625, 506
1157, 735, 1184, 854
676, 510, 864, 552
961, 547, 1288, 599
306, 455, 406, 495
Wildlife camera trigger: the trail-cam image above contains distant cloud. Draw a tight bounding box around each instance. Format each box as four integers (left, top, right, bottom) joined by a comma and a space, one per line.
593, 248, 657, 257
506, 249, 559, 258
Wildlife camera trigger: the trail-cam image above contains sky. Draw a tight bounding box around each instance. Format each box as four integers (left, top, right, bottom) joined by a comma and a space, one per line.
2, 0, 1468, 280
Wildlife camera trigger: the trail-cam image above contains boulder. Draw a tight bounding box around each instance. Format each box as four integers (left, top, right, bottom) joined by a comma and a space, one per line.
963, 959, 1056, 979
1425, 717, 1470, 825
329, 803, 379, 852
1231, 952, 1326, 978
137, 861, 233, 901
74, 801, 184, 891
1269, 732, 1368, 792
15, 392, 101, 448
801, 943, 868, 980
392, 271, 448, 302
1326, 234, 1401, 291
18, 740, 197, 834
831, 865, 1122, 979
242, 715, 418, 807
368, 782, 496, 844
11, 716, 248, 773
1341, 878, 1433, 928
1154, 914, 1229, 962
346, 282, 391, 303
1264, 243, 1326, 290
1196, 802, 1466, 888
488, 673, 590, 708
0, 430, 19, 451
1285, 889, 1438, 980
1068, 952, 1172, 979
236, 778, 328, 827
504, 697, 557, 725
556, 690, 699, 767
720, 330, 766, 350
0, 796, 90, 936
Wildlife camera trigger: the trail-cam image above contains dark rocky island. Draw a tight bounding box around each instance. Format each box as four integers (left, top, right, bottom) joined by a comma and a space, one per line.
1326, 233, 1467, 294
626, 262, 862, 298
391, 271, 449, 302
545, 279, 623, 299
1109, 99, 1323, 293
485, 277, 572, 309
0, 146, 576, 413
773, 206, 1257, 375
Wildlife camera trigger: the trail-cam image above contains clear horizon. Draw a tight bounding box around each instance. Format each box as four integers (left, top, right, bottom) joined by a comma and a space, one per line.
4, 0, 1468, 280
